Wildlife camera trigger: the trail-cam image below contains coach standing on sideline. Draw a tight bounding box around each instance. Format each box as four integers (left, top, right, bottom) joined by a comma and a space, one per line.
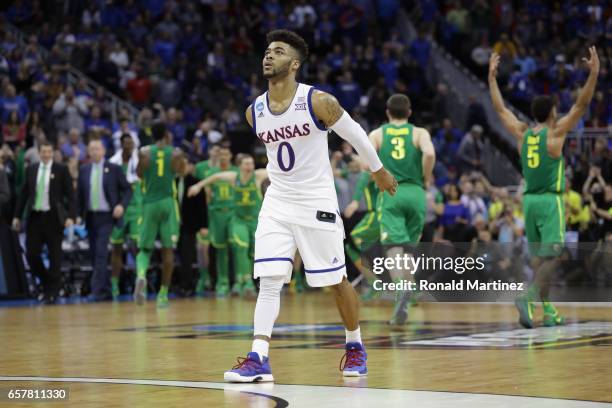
78, 139, 131, 301
12, 141, 76, 304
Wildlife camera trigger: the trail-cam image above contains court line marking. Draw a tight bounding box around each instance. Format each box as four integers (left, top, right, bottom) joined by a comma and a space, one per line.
0, 376, 610, 407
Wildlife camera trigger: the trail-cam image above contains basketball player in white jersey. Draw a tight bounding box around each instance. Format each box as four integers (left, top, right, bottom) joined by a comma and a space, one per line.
224, 30, 397, 382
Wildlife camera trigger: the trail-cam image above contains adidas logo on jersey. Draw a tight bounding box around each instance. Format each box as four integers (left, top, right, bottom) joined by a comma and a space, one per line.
258, 111, 264, 118
332, 257, 339, 264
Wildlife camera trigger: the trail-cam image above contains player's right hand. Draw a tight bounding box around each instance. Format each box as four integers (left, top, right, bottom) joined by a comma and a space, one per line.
488, 52, 500, 79
187, 184, 201, 197
12, 218, 20, 232
372, 167, 397, 196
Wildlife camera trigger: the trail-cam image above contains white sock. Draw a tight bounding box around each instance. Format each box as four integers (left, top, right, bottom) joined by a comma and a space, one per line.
252, 276, 285, 360
346, 326, 362, 344
251, 339, 269, 361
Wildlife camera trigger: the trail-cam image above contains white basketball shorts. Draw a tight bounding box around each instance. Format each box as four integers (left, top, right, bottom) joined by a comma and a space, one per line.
253, 215, 346, 287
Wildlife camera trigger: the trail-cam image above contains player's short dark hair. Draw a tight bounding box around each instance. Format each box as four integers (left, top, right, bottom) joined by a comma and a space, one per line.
152, 121, 167, 141
120, 133, 132, 144
531, 95, 554, 123
386, 94, 411, 119
266, 29, 309, 64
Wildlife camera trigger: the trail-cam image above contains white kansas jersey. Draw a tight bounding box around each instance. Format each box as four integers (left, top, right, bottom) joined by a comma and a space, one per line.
252, 83, 341, 231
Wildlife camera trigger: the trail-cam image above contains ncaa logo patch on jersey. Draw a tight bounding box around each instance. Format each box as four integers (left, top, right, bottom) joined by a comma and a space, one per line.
256, 102, 264, 112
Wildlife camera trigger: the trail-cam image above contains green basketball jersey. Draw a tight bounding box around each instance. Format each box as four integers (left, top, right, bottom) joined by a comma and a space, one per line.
195, 159, 212, 181
120, 163, 142, 212
142, 145, 176, 204
208, 165, 238, 210
352, 171, 378, 212
234, 173, 262, 219
521, 127, 565, 194
379, 123, 423, 186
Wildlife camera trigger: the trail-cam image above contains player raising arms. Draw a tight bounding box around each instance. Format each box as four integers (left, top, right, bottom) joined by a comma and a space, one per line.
133, 122, 184, 308
223, 30, 397, 383
188, 154, 267, 296
489, 46, 599, 328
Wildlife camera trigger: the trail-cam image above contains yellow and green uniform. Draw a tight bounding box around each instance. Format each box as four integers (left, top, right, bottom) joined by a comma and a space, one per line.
138, 145, 179, 249
110, 163, 143, 244
205, 165, 238, 248
194, 160, 213, 244
521, 127, 565, 257
196, 163, 237, 294
229, 173, 262, 288
377, 123, 426, 245
349, 172, 380, 249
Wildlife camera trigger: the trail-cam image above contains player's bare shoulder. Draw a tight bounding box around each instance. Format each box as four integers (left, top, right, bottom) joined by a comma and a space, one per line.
245, 104, 254, 128
311, 90, 344, 128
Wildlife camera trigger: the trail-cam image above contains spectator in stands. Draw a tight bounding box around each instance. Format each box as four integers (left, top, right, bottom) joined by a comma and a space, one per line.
60, 128, 86, 163
460, 179, 488, 223
336, 71, 362, 113
125, 64, 151, 107
2, 111, 26, 149
377, 46, 399, 89
409, 28, 432, 70
434, 118, 461, 167
1, 84, 29, 122
156, 67, 182, 109
137, 107, 154, 147
84, 106, 112, 146
166, 108, 186, 147
436, 184, 470, 241
52, 86, 88, 134
457, 124, 484, 173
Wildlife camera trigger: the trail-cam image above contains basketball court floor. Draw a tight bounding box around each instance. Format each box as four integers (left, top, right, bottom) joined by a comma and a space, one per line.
1, 293, 611, 407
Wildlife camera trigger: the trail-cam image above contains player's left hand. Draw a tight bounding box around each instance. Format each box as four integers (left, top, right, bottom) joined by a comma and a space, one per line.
65, 218, 74, 228
113, 205, 124, 219
372, 167, 397, 196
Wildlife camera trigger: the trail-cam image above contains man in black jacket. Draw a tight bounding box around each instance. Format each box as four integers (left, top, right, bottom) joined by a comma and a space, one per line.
175, 157, 207, 296
13, 141, 76, 304
77, 139, 131, 301
0, 166, 9, 218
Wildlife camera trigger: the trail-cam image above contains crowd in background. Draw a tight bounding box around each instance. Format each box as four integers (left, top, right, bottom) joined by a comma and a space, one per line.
0, 0, 610, 298
408, 0, 611, 127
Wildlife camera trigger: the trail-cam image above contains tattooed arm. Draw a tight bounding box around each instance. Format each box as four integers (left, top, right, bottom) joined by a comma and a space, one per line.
311, 90, 397, 195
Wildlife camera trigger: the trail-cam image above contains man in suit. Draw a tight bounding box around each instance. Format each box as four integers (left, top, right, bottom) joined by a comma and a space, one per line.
176, 157, 207, 296
12, 141, 76, 304
77, 139, 131, 301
